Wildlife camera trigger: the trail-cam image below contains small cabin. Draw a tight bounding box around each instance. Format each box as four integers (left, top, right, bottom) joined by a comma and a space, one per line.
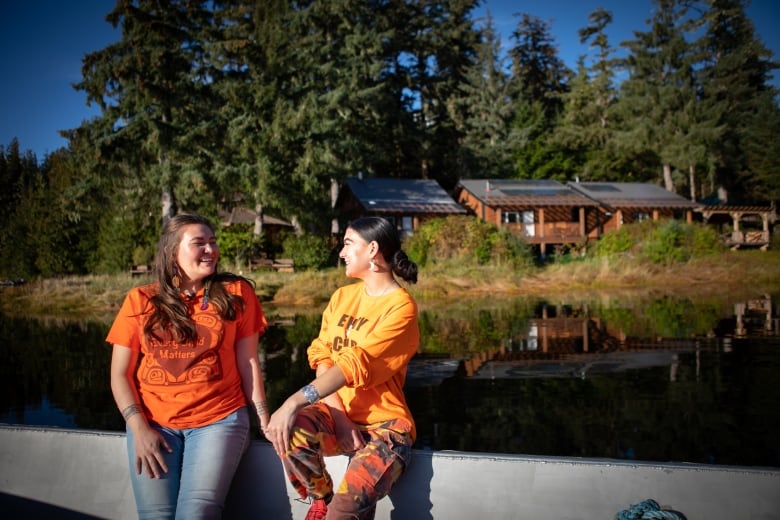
219, 207, 296, 268
454, 179, 600, 256
567, 181, 698, 233
334, 177, 466, 238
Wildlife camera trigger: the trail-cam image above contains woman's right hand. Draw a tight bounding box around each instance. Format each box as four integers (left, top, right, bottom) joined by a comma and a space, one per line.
331, 407, 365, 453
111, 345, 172, 477
131, 423, 172, 478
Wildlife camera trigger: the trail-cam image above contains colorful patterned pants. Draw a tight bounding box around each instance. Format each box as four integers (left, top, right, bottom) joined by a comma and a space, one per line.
282, 402, 413, 520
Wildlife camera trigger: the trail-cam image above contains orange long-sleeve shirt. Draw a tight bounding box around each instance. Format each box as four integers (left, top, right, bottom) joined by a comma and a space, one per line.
308, 281, 419, 441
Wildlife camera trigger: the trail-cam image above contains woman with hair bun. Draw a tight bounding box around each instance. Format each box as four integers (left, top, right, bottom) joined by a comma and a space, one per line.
265, 216, 419, 520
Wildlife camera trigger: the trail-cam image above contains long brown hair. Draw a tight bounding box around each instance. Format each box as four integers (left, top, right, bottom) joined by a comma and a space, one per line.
143, 213, 254, 344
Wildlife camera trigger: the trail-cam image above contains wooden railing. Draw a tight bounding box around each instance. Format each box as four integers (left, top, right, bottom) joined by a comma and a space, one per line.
130, 264, 152, 276
249, 258, 295, 272
504, 222, 584, 244
721, 230, 770, 249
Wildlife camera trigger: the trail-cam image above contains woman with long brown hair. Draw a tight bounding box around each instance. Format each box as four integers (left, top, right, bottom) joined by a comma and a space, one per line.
107, 213, 269, 519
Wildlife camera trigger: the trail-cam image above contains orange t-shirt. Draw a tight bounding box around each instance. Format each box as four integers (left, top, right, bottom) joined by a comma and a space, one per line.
308, 282, 419, 441
106, 279, 266, 428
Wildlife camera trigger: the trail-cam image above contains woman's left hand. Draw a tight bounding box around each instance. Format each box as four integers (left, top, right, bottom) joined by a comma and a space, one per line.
263, 398, 299, 458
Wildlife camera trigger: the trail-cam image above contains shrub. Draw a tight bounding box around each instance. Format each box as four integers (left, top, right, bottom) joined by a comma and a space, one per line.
641, 220, 689, 265
687, 223, 725, 257
282, 233, 332, 270
217, 225, 262, 268
590, 220, 725, 265
591, 226, 634, 258
404, 215, 533, 268
405, 217, 444, 266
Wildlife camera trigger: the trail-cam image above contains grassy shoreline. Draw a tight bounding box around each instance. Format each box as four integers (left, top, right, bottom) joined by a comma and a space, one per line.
2, 249, 779, 323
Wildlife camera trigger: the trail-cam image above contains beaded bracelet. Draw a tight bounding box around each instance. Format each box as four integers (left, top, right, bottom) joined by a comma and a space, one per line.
121, 403, 141, 421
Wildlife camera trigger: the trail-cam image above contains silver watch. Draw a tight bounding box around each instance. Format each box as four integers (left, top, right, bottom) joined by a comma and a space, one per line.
301, 384, 320, 404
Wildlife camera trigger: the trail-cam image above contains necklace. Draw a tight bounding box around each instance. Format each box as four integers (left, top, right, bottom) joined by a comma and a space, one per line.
372, 280, 398, 296
201, 281, 211, 310
182, 281, 210, 310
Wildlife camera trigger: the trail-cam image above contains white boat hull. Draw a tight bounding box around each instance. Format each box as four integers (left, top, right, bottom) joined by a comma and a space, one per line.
1, 425, 778, 519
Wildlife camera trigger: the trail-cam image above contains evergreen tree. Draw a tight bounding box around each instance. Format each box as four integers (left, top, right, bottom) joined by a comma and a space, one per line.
552, 8, 620, 180
699, 0, 779, 202
452, 11, 517, 178
2, 167, 44, 277
74, 0, 222, 227
209, 0, 290, 235
612, 0, 705, 191
0, 139, 37, 229
30, 151, 89, 276
211, 0, 481, 231
63, 119, 158, 273
402, 0, 480, 188
508, 14, 572, 179
508, 14, 570, 119
0, 140, 40, 277
738, 93, 780, 202
261, 0, 396, 231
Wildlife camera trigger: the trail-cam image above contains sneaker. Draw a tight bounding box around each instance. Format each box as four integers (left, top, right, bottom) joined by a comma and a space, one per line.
305, 498, 328, 520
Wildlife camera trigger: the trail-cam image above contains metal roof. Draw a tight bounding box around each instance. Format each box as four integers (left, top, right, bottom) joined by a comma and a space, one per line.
567, 182, 699, 209
456, 179, 599, 207
340, 177, 466, 214
220, 207, 294, 227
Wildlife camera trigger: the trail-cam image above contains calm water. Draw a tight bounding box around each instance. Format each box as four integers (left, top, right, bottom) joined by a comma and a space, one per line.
1, 291, 778, 468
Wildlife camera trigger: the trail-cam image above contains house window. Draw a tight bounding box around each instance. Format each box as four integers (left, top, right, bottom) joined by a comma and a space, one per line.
522, 211, 535, 237
502, 211, 521, 224
402, 216, 413, 231
636, 212, 650, 222
401, 216, 414, 238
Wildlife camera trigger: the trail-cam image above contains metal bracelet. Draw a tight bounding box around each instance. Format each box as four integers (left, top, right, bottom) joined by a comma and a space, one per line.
300, 384, 320, 404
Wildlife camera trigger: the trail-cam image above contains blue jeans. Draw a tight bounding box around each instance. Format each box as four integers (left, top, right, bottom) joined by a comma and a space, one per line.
126, 408, 250, 520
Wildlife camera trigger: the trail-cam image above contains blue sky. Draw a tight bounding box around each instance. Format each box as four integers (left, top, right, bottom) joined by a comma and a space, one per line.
1, 0, 778, 161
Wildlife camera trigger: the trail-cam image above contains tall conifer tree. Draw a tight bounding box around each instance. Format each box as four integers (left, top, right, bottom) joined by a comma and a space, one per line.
699, 0, 779, 202
612, 0, 703, 191
75, 0, 220, 226
508, 14, 572, 179
455, 12, 517, 178
552, 8, 619, 180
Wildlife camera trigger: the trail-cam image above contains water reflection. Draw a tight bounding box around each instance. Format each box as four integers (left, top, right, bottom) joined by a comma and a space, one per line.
0, 293, 778, 468
0, 317, 120, 430
417, 293, 778, 381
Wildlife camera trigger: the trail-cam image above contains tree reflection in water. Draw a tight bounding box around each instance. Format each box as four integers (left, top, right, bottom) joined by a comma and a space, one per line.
1, 293, 778, 468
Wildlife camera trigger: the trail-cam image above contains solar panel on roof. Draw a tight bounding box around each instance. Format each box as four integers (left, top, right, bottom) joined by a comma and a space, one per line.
583, 185, 621, 192
502, 188, 571, 196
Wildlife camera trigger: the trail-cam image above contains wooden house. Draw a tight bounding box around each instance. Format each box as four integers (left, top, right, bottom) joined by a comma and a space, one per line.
454, 179, 600, 255
567, 181, 698, 234
334, 176, 466, 237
